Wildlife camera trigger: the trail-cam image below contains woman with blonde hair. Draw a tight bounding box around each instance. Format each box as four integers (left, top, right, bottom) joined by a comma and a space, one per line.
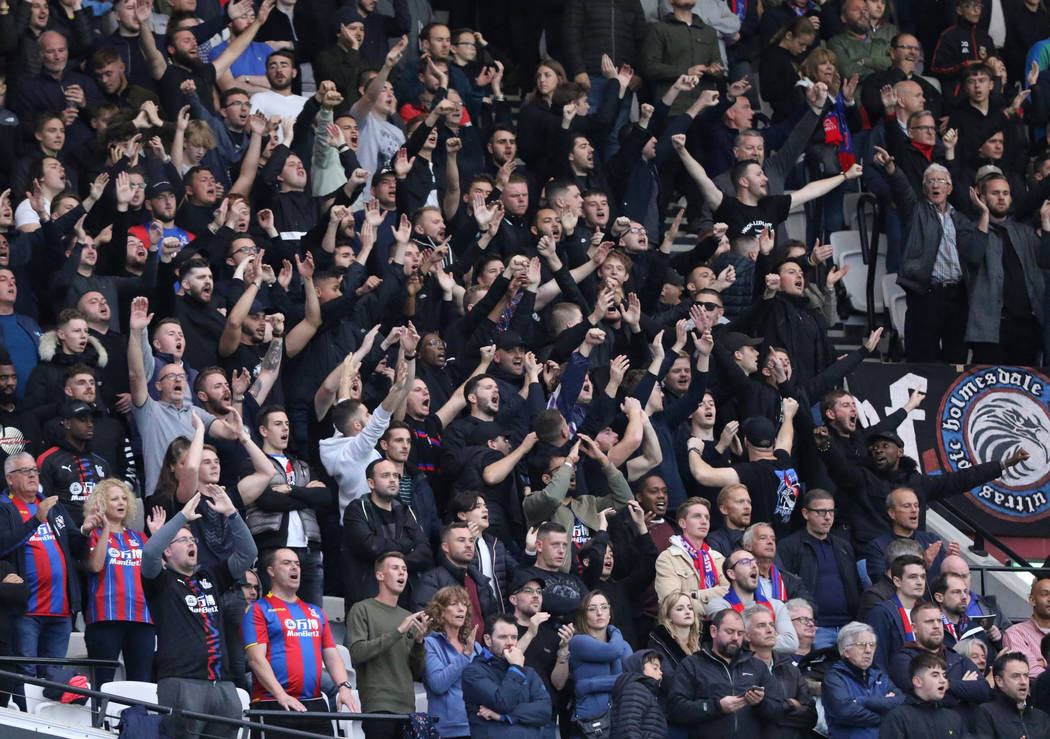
648, 591, 701, 674
423, 586, 481, 739
81, 478, 160, 684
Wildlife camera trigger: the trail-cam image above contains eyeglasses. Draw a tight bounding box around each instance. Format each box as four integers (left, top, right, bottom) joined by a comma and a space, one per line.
454, 41, 476, 47
128, 182, 147, 190
849, 641, 877, 650
925, 178, 950, 186
627, 226, 644, 234
806, 508, 835, 517
586, 604, 610, 613
791, 616, 815, 625
697, 301, 722, 311
730, 557, 756, 568
909, 125, 937, 132
171, 535, 198, 546
232, 246, 258, 256
160, 372, 187, 382
10, 467, 38, 476
243, 583, 261, 592
517, 587, 543, 595
893, 44, 921, 51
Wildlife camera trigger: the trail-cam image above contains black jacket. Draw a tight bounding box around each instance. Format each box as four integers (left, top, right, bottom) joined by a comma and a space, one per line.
36, 439, 113, 528
777, 530, 862, 620
341, 496, 433, 607
766, 654, 818, 738
818, 443, 1006, 547
888, 644, 990, 721
562, 0, 647, 77
611, 650, 667, 739
975, 688, 1050, 739
878, 694, 967, 738
413, 552, 499, 618
668, 647, 788, 736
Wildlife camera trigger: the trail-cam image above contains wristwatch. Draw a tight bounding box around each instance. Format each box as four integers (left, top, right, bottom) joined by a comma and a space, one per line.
340, 681, 353, 690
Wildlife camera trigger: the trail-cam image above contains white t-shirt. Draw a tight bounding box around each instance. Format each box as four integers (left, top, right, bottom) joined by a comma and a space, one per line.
356, 112, 405, 202
14, 197, 50, 229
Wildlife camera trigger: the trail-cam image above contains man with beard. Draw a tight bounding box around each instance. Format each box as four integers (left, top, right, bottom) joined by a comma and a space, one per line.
133, 180, 193, 248
413, 521, 497, 623
175, 258, 224, 370
249, 50, 306, 119
668, 608, 786, 734
887, 600, 989, 720
138, 0, 274, 117
37, 401, 112, 528
827, 0, 891, 81
707, 548, 799, 653
815, 426, 1029, 551
440, 373, 504, 461
0, 347, 41, 487
507, 572, 570, 728
965, 175, 1050, 365
91, 46, 159, 113
128, 296, 242, 496
821, 388, 926, 462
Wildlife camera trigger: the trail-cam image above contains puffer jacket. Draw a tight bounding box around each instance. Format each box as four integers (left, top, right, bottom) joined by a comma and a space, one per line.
563, 0, 648, 77
611, 649, 667, 739
822, 658, 903, 739
569, 625, 633, 720
244, 455, 330, 551
21, 331, 108, 417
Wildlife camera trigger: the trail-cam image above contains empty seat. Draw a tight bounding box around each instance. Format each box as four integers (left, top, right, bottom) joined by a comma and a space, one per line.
882, 273, 908, 347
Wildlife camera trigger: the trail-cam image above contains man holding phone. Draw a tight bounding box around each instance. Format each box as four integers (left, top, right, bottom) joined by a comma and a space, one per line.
667, 607, 787, 735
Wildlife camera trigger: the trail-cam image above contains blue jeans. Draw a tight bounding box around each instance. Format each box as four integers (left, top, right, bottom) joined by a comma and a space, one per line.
12, 615, 72, 676
587, 75, 631, 159
814, 626, 841, 651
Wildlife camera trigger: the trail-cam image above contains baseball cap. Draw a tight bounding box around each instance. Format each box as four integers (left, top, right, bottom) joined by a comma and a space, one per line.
867, 429, 904, 448
721, 332, 763, 353
741, 416, 777, 448
468, 421, 507, 447
508, 571, 545, 594
60, 401, 101, 419
147, 180, 176, 199
495, 331, 526, 351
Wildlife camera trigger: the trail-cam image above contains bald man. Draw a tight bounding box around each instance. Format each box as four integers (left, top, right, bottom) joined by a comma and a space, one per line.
1003, 578, 1050, 678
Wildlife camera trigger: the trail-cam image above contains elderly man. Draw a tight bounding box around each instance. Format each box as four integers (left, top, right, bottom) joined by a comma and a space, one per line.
15, 31, 101, 149
821, 621, 903, 737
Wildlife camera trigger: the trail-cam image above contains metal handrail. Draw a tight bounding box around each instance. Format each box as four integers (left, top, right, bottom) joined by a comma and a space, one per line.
854, 191, 881, 332
0, 655, 120, 728
0, 667, 342, 738
932, 497, 1031, 564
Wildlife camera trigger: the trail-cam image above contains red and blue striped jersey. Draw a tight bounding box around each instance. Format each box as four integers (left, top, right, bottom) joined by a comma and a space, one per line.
243, 595, 335, 702
8, 496, 68, 616
87, 529, 152, 625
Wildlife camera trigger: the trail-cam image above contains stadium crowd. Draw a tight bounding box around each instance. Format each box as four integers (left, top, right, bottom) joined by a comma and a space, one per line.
0, 0, 1048, 736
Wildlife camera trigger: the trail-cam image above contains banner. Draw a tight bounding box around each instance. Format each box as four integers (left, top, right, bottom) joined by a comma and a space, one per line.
844, 363, 1050, 538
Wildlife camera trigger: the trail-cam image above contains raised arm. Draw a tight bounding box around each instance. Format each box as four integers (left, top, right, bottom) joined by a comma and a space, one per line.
237, 417, 280, 505
219, 250, 266, 358
686, 436, 740, 488
625, 410, 663, 481
350, 35, 408, 122
283, 254, 321, 357
176, 411, 206, 503
127, 296, 153, 407
790, 164, 862, 208
671, 133, 723, 210
135, 0, 167, 81
435, 345, 494, 428
212, 0, 274, 79
775, 397, 798, 453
